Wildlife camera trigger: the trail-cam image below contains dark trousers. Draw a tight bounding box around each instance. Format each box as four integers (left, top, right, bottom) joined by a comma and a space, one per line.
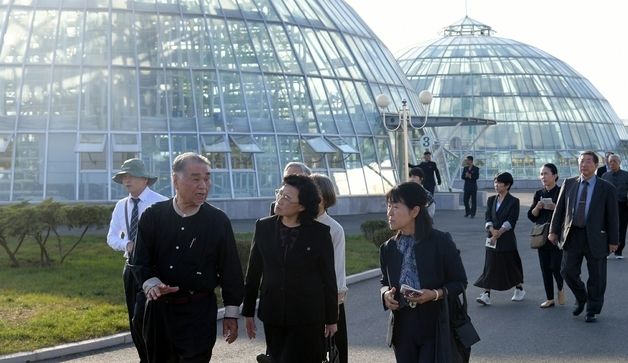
392, 306, 438, 363
143, 295, 217, 363
424, 184, 436, 195
463, 189, 477, 216
336, 304, 348, 363
561, 228, 607, 314
538, 246, 563, 300
617, 202, 628, 255
123, 262, 147, 362
263, 322, 324, 363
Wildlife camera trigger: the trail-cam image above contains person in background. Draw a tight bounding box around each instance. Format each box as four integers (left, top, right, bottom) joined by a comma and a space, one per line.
596, 151, 613, 177
243, 174, 338, 363
475, 172, 525, 305
311, 173, 348, 363
527, 163, 565, 308
132, 153, 244, 361
380, 182, 467, 362
550, 151, 619, 323
461, 156, 480, 218
415, 151, 441, 195
602, 154, 628, 259
107, 158, 167, 362
408, 167, 436, 218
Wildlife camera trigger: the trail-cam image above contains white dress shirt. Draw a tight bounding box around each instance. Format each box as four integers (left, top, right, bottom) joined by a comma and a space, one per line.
107, 187, 168, 257
316, 211, 348, 294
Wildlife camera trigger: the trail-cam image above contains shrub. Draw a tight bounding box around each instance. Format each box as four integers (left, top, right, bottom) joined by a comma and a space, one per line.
360, 220, 388, 240
372, 228, 396, 249
360, 219, 395, 248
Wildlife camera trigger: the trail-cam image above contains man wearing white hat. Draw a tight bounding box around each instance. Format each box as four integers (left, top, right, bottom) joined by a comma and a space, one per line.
107, 158, 168, 363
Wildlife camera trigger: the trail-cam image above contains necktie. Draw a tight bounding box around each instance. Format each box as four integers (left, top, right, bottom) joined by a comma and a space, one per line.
129, 198, 140, 242
574, 181, 588, 227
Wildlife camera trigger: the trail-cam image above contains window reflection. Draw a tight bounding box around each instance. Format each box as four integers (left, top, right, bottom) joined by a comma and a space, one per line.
50, 66, 80, 130
111, 68, 139, 131
14, 133, 44, 200
80, 68, 108, 131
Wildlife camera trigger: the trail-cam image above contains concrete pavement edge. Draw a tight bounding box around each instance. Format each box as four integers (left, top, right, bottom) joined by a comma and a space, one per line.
0, 268, 381, 363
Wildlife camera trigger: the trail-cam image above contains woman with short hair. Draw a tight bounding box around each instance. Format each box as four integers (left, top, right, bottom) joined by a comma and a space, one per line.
475, 172, 525, 305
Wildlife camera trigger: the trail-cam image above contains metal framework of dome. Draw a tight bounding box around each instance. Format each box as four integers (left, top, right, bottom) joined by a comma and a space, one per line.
0, 0, 421, 202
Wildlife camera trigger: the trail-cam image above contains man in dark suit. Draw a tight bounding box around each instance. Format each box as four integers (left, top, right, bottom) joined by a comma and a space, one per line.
415, 151, 441, 195
602, 154, 628, 259
461, 155, 480, 218
549, 150, 619, 323
596, 151, 613, 177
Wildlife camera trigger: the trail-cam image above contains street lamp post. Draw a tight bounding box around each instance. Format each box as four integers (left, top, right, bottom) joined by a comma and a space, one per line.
376, 91, 433, 184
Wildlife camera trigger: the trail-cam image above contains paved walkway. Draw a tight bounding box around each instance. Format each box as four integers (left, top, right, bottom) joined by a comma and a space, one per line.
7, 191, 628, 362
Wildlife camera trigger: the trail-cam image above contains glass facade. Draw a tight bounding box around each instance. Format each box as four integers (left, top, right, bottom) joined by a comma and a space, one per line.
398, 17, 628, 187
0, 0, 422, 202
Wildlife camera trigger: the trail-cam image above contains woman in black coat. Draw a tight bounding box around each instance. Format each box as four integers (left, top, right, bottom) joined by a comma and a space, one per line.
474, 172, 525, 305
527, 163, 564, 308
380, 182, 468, 362
242, 174, 338, 363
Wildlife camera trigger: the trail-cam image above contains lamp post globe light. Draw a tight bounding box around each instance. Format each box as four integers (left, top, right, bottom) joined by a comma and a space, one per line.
375, 91, 432, 185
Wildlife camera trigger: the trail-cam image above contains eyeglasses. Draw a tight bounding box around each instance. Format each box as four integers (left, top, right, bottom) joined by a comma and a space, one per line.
274, 188, 299, 204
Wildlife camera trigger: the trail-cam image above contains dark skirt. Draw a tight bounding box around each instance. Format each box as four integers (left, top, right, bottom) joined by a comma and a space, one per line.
474, 249, 524, 290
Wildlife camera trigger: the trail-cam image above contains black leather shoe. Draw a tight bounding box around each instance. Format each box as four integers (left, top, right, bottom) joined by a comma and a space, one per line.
585, 313, 597, 323
256, 354, 272, 363
572, 301, 586, 316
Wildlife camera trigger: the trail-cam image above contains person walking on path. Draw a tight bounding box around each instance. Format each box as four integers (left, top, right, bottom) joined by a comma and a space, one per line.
311, 173, 349, 363
602, 154, 628, 259
461, 156, 479, 218
107, 158, 167, 362
380, 182, 467, 362
475, 172, 525, 305
527, 163, 565, 308
243, 175, 338, 363
549, 150, 619, 323
414, 151, 441, 195
132, 153, 244, 361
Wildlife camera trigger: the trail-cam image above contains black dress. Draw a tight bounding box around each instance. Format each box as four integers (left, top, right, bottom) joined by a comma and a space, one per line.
474, 193, 523, 290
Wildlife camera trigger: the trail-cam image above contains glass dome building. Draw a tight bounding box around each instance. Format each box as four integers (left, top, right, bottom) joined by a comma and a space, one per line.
397, 17, 628, 188
0, 0, 422, 203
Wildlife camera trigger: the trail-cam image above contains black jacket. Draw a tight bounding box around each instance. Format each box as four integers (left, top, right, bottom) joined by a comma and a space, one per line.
550, 176, 619, 258
380, 228, 468, 362
242, 215, 338, 326
485, 193, 520, 252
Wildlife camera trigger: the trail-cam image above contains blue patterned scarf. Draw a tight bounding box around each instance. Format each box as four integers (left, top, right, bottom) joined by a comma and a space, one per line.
397, 234, 420, 290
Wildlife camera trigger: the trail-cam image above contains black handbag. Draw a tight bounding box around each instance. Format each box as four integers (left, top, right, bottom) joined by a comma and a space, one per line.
449, 289, 480, 349
323, 336, 340, 363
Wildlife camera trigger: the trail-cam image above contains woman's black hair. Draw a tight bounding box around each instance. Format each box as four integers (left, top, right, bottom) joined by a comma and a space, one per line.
543, 163, 559, 182
385, 182, 432, 240
494, 172, 514, 190
283, 174, 320, 223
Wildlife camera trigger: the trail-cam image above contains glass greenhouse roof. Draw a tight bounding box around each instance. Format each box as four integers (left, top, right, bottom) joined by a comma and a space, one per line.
397, 16, 627, 184
0, 0, 422, 202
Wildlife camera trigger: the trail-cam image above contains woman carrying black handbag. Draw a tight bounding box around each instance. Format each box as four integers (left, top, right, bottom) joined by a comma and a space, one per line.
379, 182, 469, 362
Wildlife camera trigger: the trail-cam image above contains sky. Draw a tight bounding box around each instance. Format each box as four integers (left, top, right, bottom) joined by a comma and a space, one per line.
345, 0, 628, 119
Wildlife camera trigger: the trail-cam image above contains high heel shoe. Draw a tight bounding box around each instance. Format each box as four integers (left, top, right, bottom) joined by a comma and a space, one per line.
557, 289, 566, 305
540, 300, 555, 308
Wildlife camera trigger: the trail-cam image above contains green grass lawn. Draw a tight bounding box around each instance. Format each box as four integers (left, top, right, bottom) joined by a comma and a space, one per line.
0, 232, 379, 355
